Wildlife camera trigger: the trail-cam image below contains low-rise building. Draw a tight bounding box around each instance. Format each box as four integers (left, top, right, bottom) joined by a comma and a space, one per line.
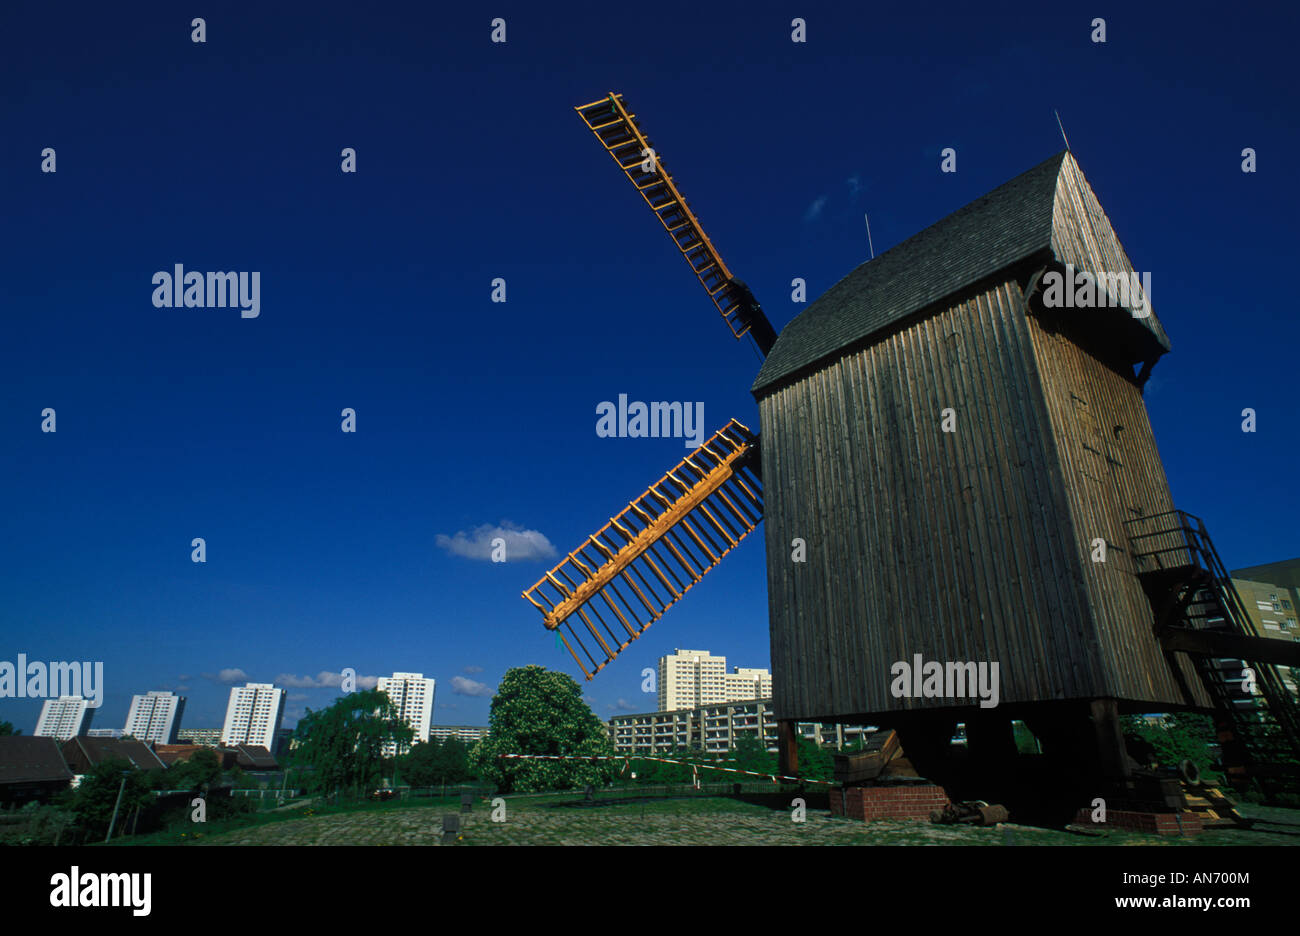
153, 744, 217, 767
0, 737, 74, 805
609, 700, 871, 755
427, 725, 489, 744
60, 737, 168, 774
1231, 562, 1300, 701
177, 728, 222, 746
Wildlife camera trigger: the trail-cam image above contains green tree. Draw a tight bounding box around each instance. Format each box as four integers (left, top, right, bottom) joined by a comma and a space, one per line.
0, 720, 19, 736
731, 734, 777, 779
163, 747, 224, 792
1121, 713, 1222, 782
396, 737, 471, 787
291, 689, 414, 801
437, 736, 471, 784
398, 739, 442, 786
61, 759, 154, 840
643, 750, 688, 784
469, 665, 615, 793
793, 737, 834, 782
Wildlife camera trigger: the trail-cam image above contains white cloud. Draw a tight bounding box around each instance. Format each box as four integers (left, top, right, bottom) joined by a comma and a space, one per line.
463, 665, 484, 674
451, 675, 493, 698
847, 174, 862, 198
804, 195, 828, 222
607, 698, 639, 712
436, 521, 558, 562
202, 668, 249, 684
275, 671, 380, 690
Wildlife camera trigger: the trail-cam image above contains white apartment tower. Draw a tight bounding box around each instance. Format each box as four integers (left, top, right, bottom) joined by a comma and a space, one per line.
658, 649, 727, 711
657, 649, 773, 711
34, 696, 95, 740
377, 672, 436, 755
220, 683, 286, 749
725, 667, 774, 702
124, 690, 186, 744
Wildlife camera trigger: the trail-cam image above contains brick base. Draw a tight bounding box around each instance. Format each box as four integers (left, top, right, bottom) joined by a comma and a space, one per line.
1072, 808, 1203, 836
830, 784, 950, 822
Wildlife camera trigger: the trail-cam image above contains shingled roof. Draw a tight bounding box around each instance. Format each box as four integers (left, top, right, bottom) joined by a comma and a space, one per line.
230, 744, 278, 770
0, 736, 73, 785
752, 151, 1169, 395
61, 737, 168, 772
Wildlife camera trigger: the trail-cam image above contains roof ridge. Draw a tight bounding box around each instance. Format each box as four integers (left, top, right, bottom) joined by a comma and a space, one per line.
753, 151, 1069, 394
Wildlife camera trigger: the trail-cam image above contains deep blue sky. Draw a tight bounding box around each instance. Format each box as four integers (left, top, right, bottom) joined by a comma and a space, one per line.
2, 1, 1296, 734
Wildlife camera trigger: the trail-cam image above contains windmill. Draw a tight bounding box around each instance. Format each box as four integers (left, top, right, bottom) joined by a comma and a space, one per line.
523, 92, 1300, 809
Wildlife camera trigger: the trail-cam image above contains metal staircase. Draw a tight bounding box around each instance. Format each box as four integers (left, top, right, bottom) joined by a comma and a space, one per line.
1126, 510, 1300, 798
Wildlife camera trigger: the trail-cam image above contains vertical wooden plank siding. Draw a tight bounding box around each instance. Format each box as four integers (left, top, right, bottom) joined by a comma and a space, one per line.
1041, 153, 1206, 708
757, 152, 1201, 724
760, 282, 1107, 722
1023, 315, 1205, 708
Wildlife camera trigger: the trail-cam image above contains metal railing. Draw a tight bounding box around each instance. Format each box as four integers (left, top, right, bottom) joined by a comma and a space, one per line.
1124, 509, 1254, 632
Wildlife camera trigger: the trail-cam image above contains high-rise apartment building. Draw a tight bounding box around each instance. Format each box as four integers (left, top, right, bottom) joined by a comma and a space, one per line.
725, 667, 774, 702
658, 649, 726, 711
124, 690, 186, 744
220, 683, 286, 749
657, 649, 772, 711
377, 672, 436, 755
34, 696, 95, 740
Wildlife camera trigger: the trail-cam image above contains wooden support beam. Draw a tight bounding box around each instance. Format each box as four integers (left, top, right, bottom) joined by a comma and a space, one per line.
1090, 699, 1132, 781
1158, 627, 1300, 667
777, 720, 799, 778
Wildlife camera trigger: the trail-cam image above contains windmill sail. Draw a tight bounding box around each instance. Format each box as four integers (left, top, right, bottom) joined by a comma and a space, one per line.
574, 93, 778, 354
522, 419, 763, 679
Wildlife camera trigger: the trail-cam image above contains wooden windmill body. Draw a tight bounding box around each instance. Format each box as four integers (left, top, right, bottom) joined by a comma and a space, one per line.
526, 95, 1300, 804
754, 151, 1192, 724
